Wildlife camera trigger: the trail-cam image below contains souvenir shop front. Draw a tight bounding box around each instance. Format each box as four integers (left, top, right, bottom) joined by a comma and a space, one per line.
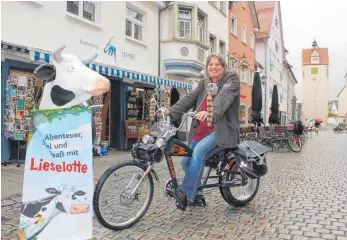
1, 42, 193, 162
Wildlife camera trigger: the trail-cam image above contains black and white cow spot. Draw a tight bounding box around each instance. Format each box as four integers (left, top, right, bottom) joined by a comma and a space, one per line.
50, 85, 76, 106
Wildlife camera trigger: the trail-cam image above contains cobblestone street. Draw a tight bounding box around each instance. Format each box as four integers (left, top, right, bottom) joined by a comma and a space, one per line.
2, 131, 347, 240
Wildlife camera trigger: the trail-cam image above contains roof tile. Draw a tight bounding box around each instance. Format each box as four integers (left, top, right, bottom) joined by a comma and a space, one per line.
302, 48, 329, 65
255, 1, 275, 38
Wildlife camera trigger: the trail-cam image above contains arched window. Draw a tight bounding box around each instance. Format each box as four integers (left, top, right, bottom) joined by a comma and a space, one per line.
248, 105, 252, 124
240, 104, 247, 124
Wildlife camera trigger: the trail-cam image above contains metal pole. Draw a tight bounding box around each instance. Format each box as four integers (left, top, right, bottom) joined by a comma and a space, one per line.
17, 140, 20, 167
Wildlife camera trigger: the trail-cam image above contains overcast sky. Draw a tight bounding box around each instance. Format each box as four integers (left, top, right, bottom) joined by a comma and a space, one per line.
280, 0, 347, 101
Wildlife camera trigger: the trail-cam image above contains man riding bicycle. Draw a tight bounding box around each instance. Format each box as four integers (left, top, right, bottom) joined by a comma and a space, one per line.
169, 53, 241, 206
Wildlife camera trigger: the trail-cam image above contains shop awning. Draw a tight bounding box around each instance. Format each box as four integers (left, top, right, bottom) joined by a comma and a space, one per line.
28, 47, 193, 90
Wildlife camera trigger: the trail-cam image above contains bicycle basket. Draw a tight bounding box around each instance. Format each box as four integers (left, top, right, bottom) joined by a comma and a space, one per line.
150, 120, 175, 138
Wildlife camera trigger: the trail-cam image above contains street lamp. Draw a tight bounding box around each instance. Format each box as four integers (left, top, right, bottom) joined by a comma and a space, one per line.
260, 75, 267, 124
261, 75, 267, 85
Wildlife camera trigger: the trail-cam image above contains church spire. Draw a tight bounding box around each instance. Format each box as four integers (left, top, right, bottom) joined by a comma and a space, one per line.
312, 38, 318, 49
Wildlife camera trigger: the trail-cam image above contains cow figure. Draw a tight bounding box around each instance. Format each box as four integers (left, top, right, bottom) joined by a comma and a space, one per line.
19, 185, 90, 240
34, 46, 110, 110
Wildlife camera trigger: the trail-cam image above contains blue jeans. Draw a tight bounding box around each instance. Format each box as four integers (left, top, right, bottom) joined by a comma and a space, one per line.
180, 132, 217, 202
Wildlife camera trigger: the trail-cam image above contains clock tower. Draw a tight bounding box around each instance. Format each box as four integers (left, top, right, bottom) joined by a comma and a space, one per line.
301, 39, 329, 129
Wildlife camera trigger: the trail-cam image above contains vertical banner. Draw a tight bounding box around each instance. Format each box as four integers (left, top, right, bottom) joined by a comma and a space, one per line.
18, 106, 93, 240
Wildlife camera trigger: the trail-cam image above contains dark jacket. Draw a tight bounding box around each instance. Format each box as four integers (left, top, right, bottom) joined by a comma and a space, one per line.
170, 71, 241, 149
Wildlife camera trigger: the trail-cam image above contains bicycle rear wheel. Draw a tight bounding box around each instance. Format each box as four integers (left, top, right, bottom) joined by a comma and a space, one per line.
93, 161, 154, 230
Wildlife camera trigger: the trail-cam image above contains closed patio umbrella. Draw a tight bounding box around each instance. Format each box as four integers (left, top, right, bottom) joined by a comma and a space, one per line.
269, 85, 280, 125
251, 72, 263, 126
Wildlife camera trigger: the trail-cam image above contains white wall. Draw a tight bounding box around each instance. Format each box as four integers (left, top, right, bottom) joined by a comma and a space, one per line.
302, 64, 329, 128
267, 2, 287, 114
1, 1, 160, 76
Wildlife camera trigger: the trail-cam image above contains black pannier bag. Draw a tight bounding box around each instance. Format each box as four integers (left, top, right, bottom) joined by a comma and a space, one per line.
233, 141, 268, 179
293, 120, 304, 135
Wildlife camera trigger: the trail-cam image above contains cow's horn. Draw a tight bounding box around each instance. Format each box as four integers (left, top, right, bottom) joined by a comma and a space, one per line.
81, 53, 98, 65
53, 46, 65, 63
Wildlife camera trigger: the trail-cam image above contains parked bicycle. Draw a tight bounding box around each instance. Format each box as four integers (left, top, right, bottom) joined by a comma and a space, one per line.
93, 83, 268, 231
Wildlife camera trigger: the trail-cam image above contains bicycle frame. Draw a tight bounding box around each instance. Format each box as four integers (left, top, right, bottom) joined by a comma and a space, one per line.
162, 141, 247, 192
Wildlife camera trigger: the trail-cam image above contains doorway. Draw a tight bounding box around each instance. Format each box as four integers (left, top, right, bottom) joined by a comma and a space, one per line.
170, 88, 180, 106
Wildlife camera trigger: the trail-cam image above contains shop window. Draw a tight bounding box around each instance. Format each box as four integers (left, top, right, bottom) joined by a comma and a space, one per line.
126, 6, 144, 41
67, 1, 96, 22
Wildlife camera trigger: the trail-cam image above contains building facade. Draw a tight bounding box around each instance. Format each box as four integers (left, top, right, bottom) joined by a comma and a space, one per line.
285, 59, 297, 122
228, 1, 259, 126
1, 1, 194, 161
159, 1, 229, 137
301, 39, 329, 129
337, 73, 347, 123
254, 1, 287, 125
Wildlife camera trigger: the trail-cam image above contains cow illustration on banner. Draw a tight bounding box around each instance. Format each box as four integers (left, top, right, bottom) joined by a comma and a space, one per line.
18, 46, 110, 240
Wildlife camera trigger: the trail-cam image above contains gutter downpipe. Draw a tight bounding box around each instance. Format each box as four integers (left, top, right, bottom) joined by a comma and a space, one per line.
158, 2, 171, 79
263, 37, 268, 125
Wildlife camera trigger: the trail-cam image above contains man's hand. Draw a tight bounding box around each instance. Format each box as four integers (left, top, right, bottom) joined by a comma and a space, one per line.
196, 111, 208, 122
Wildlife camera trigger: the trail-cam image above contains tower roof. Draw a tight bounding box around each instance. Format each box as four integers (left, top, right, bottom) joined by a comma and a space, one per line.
302, 48, 329, 65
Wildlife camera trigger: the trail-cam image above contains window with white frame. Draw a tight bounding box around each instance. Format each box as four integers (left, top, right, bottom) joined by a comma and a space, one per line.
126, 6, 144, 41
240, 67, 248, 83
178, 8, 192, 39
249, 69, 254, 85
231, 15, 237, 36
250, 32, 254, 50
67, 1, 96, 22
197, 49, 205, 62
209, 35, 216, 54
197, 13, 204, 43
241, 24, 247, 44
219, 41, 225, 55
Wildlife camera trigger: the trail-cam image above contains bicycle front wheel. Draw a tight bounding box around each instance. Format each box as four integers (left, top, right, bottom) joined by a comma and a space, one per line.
288, 135, 302, 153
93, 161, 154, 230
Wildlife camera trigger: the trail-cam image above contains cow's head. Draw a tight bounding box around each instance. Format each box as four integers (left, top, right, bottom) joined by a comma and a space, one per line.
34, 46, 110, 109
46, 185, 90, 214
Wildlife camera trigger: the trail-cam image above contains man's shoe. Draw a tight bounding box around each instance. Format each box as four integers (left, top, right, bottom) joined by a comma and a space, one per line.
166, 188, 188, 211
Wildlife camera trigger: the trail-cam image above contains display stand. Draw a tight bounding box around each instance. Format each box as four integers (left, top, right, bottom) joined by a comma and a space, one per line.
3, 72, 39, 166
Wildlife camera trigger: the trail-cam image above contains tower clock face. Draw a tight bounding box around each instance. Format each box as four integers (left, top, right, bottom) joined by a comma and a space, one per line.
311, 67, 318, 74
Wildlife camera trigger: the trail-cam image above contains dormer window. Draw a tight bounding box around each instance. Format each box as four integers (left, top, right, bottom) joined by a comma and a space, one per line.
311, 50, 320, 64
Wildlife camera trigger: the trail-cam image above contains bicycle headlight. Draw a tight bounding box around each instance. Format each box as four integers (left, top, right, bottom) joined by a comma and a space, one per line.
142, 135, 154, 145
